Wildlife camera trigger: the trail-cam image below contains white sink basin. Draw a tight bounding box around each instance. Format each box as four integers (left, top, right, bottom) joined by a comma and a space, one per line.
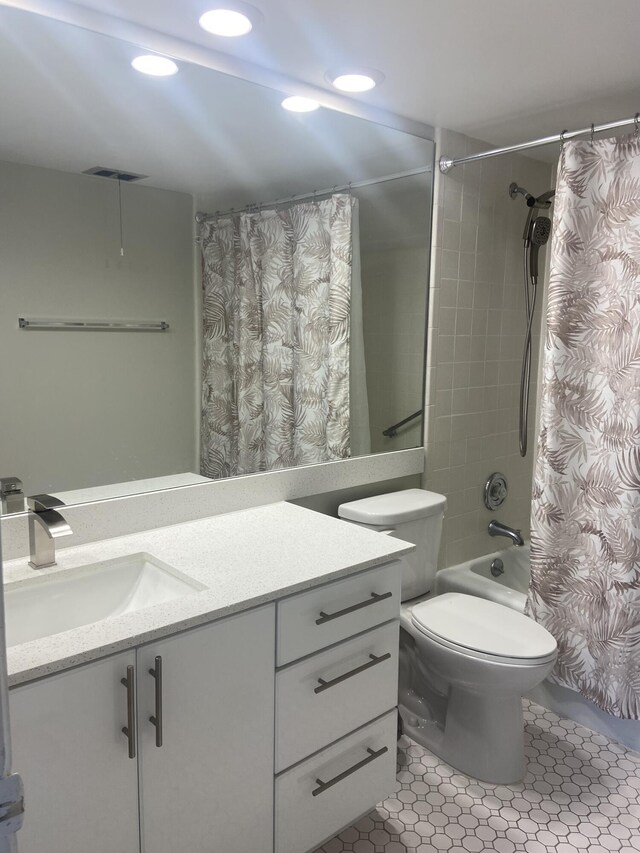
4, 553, 205, 647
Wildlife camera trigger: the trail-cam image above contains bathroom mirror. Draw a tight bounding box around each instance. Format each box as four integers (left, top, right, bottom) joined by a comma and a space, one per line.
0, 6, 433, 505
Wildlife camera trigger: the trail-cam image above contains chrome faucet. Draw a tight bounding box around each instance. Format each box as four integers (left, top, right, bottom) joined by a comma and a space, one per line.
27, 495, 72, 569
488, 520, 524, 547
0, 476, 25, 515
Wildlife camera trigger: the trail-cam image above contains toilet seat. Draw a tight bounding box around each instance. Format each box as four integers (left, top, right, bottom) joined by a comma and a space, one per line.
410, 592, 557, 666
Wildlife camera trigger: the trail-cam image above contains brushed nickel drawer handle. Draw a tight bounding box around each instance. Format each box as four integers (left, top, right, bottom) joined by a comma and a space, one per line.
149, 656, 163, 748
121, 665, 136, 759
314, 652, 392, 694
315, 591, 393, 625
312, 746, 388, 797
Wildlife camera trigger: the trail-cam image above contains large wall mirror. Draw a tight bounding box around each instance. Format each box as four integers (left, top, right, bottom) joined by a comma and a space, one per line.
0, 6, 433, 507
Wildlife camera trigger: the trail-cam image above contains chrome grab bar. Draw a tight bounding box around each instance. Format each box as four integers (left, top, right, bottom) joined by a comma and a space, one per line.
19, 318, 169, 332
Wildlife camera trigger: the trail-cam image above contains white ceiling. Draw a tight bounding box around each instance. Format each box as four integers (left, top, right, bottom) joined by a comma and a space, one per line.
24, 0, 640, 154
2, 0, 638, 201
0, 5, 432, 203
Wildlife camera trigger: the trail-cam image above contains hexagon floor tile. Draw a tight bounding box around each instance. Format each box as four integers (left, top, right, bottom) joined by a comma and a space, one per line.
313, 699, 640, 853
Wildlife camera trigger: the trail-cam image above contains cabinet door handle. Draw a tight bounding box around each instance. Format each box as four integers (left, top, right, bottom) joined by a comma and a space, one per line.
315, 591, 392, 625
312, 746, 388, 797
120, 665, 136, 759
149, 656, 163, 748
314, 652, 391, 694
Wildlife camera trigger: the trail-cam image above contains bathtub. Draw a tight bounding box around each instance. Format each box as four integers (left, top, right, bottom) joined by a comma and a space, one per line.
435, 545, 530, 612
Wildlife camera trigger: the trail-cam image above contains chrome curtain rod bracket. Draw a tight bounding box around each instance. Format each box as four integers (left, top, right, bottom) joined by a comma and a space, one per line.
439, 113, 640, 173
18, 319, 170, 332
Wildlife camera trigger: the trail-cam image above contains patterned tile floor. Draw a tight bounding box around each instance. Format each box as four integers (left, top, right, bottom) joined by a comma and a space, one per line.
314, 700, 640, 853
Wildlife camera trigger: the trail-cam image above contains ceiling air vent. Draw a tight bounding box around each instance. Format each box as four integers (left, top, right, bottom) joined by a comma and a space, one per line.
82, 166, 148, 182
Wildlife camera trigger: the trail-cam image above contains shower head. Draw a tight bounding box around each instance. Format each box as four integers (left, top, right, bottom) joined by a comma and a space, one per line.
531, 215, 551, 246
529, 215, 551, 279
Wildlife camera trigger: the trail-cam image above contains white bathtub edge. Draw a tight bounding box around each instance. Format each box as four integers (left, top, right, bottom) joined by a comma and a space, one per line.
435, 547, 529, 613
528, 680, 640, 754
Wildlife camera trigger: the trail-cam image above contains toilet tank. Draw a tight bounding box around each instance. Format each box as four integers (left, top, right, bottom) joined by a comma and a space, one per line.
338, 489, 447, 600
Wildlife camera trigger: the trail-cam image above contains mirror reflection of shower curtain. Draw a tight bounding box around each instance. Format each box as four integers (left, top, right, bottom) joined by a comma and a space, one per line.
349, 199, 371, 457
199, 194, 353, 478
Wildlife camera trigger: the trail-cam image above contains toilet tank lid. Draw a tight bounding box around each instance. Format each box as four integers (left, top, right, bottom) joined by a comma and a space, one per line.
338, 489, 447, 525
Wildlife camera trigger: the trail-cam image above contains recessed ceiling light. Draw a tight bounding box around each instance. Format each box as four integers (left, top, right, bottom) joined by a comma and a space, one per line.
199, 8, 253, 36
327, 68, 384, 92
131, 55, 179, 76
281, 96, 320, 113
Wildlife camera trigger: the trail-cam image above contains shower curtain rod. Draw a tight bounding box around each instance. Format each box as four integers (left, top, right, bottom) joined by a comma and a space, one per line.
439, 113, 640, 173
195, 166, 431, 224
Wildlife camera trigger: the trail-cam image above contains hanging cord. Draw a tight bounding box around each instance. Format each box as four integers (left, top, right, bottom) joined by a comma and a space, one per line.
118, 178, 124, 257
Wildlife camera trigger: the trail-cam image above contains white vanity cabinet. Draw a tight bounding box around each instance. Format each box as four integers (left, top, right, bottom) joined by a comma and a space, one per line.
8, 556, 403, 853
274, 562, 401, 853
10, 651, 140, 853
136, 605, 275, 853
10, 605, 275, 853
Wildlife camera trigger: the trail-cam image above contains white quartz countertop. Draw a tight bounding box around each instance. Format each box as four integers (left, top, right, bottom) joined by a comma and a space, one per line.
4, 502, 413, 686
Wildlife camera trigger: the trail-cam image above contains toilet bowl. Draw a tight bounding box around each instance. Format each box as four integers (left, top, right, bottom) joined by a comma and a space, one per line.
401, 592, 556, 783
338, 489, 557, 784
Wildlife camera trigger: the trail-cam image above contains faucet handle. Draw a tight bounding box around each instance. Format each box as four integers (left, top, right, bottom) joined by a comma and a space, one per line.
27, 494, 66, 512
1, 476, 25, 514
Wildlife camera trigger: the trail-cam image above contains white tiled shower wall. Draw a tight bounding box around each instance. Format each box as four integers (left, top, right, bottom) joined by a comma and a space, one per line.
424, 129, 554, 568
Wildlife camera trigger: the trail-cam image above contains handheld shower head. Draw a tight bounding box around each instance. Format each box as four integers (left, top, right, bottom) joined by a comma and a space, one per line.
531, 215, 552, 246
520, 184, 555, 245
529, 215, 552, 279
514, 182, 555, 458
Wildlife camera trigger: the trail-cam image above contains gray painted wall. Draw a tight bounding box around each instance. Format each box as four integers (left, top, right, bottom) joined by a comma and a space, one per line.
0, 160, 197, 496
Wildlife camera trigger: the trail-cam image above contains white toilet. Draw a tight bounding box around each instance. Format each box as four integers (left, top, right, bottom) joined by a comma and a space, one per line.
338, 488, 557, 784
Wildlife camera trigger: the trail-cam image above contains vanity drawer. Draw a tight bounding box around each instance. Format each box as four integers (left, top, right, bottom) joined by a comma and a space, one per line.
276, 621, 399, 772
275, 710, 397, 853
276, 562, 401, 665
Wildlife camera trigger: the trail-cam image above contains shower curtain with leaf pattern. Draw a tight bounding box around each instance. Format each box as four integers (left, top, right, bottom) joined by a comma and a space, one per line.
527, 136, 640, 719
199, 193, 355, 478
